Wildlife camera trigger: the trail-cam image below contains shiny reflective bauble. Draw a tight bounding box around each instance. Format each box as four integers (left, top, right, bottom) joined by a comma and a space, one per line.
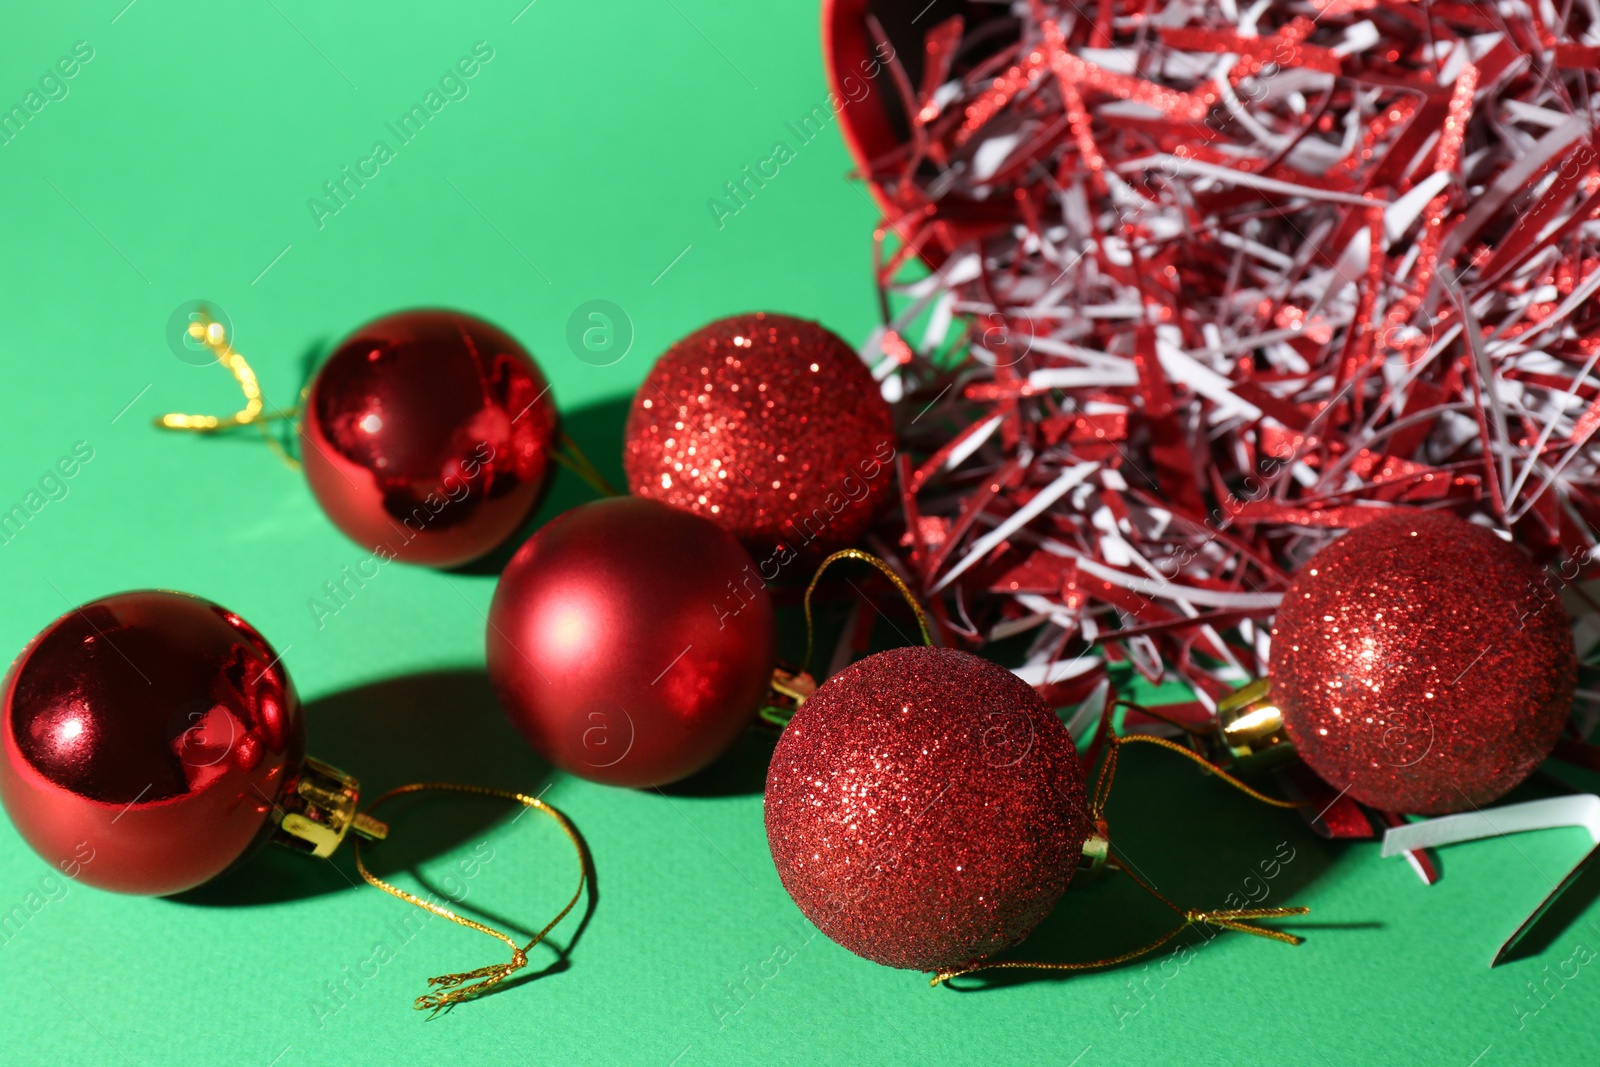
765, 646, 1090, 971
303, 309, 558, 568
623, 312, 897, 570
487, 497, 777, 788
1273, 511, 1576, 815
0, 592, 303, 895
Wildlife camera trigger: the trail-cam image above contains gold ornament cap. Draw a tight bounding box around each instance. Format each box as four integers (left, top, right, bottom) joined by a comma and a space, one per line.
1078, 819, 1111, 876
1215, 679, 1293, 764
759, 665, 818, 727
272, 757, 389, 858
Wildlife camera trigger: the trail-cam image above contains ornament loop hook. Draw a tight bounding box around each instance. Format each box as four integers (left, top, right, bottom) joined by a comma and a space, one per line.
931, 724, 1310, 987
153, 314, 302, 471
1094, 731, 1310, 818
352, 782, 590, 1014
801, 548, 932, 673
759, 549, 932, 729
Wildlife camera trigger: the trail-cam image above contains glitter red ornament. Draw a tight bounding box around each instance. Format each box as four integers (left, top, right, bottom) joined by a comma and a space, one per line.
623, 313, 897, 571
764, 646, 1090, 972
0, 591, 377, 896
302, 309, 558, 568
1271, 511, 1576, 816
487, 496, 778, 788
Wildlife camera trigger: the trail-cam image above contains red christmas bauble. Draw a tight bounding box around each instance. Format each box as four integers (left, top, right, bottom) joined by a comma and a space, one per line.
302, 309, 558, 568
487, 497, 777, 788
0, 591, 303, 895
765, 646, 1089, 971
623, 313, 896, 570
1272, 511, 1576, 815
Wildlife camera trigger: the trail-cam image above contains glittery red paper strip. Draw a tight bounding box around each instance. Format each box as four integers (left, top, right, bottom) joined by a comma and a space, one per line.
826, 0, 1600, 728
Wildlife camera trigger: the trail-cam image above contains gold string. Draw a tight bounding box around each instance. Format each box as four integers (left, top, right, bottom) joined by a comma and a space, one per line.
153, 315, 302, 471
352, 782, 590, 1015
155, 317, 613, 490
1110, 733, 1311, 810
931, 886, 1306, 985
550, 432, 621, 497
1108, 857, 1305, 947
931, 851, 1309, 986
802, 549, 932, 673
930, 728, 1309, 986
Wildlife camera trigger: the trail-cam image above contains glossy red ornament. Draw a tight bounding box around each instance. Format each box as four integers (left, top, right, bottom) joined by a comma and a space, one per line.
765, 646, 1090, 971
0, 591, 303, 896
1272, 511, 1576, 815
623, 313, 897, 571
302, 309, 558, 568
487, 496, 777, 788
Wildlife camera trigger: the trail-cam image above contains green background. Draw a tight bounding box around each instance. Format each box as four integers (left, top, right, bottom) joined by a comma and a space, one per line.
2, 2, 1598, 1064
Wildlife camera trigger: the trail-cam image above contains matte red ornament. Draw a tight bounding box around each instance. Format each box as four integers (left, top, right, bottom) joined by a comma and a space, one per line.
623, 312, 897, 570
765, 646, 1090, 972
302, 309, 557, 568
487, 496, 777, 788
0, 591, 304, 895
1272, 511, 1577, 816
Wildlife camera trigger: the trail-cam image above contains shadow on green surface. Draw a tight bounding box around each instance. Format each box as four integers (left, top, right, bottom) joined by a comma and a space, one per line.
1465, 767, 1600, 966
405, 804, 602, 998
1496, 846, 1600, 965
449, 395, 632, 577
173, 668, 553, 907
939, 743, 1357, 991
662, 725, 782, 798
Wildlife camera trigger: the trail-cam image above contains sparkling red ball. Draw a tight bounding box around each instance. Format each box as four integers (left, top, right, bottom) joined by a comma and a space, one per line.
487, 497, 777, 788
765, 646, 1090, 972
302, 309, 558, 568
623, 312, 897, 570
0, 592, 303, 895
1272, 511, 1576, 815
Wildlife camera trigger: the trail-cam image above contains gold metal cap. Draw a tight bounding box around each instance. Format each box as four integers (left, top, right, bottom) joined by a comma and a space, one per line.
759, 665, 818, 727
1215, 678, 1293, 764
1077, 819, 1111, 876
272, 757, 389, 858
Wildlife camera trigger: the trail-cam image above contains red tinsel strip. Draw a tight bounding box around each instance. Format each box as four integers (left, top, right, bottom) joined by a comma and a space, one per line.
843, 0, 1600, 715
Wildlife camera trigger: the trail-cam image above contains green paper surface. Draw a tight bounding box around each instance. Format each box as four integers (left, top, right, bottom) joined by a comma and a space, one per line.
1, 3, 1598, 1064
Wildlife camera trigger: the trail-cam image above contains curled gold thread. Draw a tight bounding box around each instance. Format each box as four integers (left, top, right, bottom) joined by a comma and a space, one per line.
1097, 731, 1312, 814
930, 875, 1306, 986
153, 315, 302, 471
931, 727, 1309, 986
802, 548, 933, 673
352, 782, 590, 1015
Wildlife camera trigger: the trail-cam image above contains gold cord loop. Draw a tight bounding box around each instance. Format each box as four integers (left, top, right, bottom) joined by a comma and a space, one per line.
930, 888, 1308, 985
802, 549, 932, 672
153, 315, 302, 470
352, 782, 590, 1015
930, 725, 1309, 986
1108, 855, 1307, 949
1105, 732, 1311, 812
